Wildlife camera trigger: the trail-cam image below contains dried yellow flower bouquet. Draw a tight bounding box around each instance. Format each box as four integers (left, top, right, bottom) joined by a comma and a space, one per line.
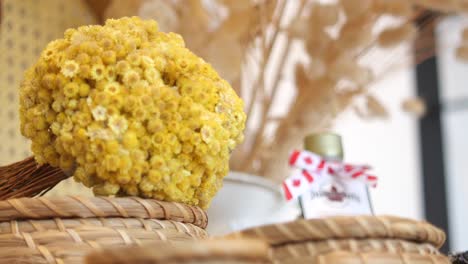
18, 17, 246, 208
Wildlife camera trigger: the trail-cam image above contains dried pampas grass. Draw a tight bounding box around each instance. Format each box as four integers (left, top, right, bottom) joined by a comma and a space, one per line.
341, 0, 373, 20
402, 97, 427, 117
378, 24, 418, 48
374, 0, 413, 17
138, 0, 179, 32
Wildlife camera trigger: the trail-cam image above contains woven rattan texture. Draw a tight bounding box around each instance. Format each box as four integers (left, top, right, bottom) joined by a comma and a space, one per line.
0, 219, 207, 264
0, 196, 208, 263
85, 239, 271, 264
277, 251, 451, 264
0, 196, 208, 228
273, 239, 442, 262
231, 216, 446, 248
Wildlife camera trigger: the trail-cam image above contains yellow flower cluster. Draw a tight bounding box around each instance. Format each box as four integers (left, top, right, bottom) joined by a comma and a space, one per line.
19, 17, 246, 209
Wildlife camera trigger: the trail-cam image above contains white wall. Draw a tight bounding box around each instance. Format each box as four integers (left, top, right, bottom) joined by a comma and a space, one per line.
333, 68, 423, 219
436, 16, 468, 252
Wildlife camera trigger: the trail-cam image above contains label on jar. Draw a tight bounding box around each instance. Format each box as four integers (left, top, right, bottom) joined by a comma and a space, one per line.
299, 172, 373, 218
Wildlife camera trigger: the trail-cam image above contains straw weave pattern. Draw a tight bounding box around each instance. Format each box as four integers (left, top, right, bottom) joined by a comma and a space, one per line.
0, 196, 208, 264
277, 251, 451, 264
230, 216, 449, 264
232, 215, 445, 248
273, 239, 442, 262
85, 239, 271, 264
0, 196, 208, 228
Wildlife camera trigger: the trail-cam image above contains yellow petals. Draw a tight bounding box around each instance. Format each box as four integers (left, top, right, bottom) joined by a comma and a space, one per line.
91, 105, 107, 121
104, 154, 120, 172
76, 53, 90, 64
123, 131, 139, 149
104, 81, 121, 95
116, 60, 130, 74
147, 119, 164, 133
67, 99, 78, 109
144, 68, 161, 84
61, 60, 80, 78
108, 115, 128, 135
148, 170, 163, 184
123, 70, 140, 86
200, 125, 214, 143
132, 107, 148, 121
94, 182, 120, 196
79, 83, 91, 97
127, 52, 142, 66
105, 66, 117, 81
94, 91, 110, 105
79, 64, 91, 78
91, 64, 105, 80
139, 178, 154, 193
102, 50, 117, 65
141, 56, 154, 68
41, 74, 57, 90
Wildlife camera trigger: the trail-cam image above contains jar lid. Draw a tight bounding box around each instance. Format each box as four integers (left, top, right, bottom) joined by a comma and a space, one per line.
304, 132, 343, 160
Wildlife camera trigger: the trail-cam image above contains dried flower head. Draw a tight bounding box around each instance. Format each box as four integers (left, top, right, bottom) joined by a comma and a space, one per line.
19, 17, 246, 208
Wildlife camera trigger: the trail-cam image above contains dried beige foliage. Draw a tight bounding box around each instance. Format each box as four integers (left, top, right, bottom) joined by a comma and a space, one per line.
99, 0, 459, 180
341, 0, 373, 19
309, 3, 340, 27
462, 27, 468, 41
365, 95, 390, 119
220, 0, 251, 11
104, 0, 143, 20
410, 0, 459, 13
457, 27, 468, 62
374, 0, 413, 17
378, 24, 418, 48
328, 56, 373, 86
456, 45, 468, 61
200, 35, 244, 82
402, 97, 427, 117
138, 0, 179, 32
337, 15, 376, 52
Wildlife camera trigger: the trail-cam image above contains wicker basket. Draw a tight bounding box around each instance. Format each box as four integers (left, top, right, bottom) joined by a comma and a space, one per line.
228, 215, 450, 264
0, 196, 208, 263
85, 239, 271, 264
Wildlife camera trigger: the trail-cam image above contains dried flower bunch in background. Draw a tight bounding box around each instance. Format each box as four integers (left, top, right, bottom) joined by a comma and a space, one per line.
95, 0, 468, 181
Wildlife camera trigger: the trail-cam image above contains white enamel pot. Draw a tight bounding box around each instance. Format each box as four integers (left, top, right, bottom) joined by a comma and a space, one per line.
206, 172, 301, 236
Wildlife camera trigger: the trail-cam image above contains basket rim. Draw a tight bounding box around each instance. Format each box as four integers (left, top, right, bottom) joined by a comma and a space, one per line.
0, 196, 208, 229
273, 238, 442, 260
309, 250, 451, 264
85, 239, 270, 263
228, 215, 446, 249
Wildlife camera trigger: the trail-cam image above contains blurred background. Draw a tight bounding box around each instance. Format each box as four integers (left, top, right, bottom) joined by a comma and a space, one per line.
0, 0, 466, 253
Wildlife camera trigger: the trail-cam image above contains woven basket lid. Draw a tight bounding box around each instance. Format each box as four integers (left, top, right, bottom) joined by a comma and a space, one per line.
310, 250, 450, 264
228, 215, 446, 249
0, 196, 208, 228
279, 250, 451, 264
85, 239, 271, 264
